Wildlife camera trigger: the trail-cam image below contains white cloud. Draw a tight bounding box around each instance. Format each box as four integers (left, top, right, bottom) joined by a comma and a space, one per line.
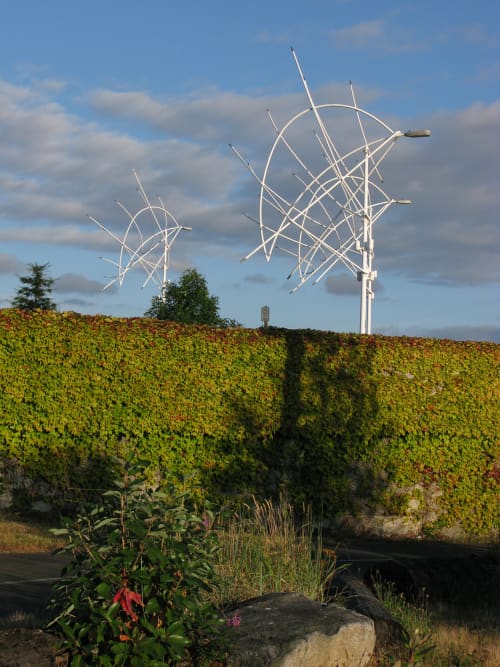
438, 24, 499, 49
0, 74, 498, 300
0, 252, 23, 274
324, 273, 360, 296
254, 30, 293, 45
88, 87, 279, 144
374, 100, 500, 286
379, 324, 500, 344
330, 20, 424, 53
244, 273, 274, 285
58, 296, 96, 308
0, 224, 112, 251
54, 273, 110, 294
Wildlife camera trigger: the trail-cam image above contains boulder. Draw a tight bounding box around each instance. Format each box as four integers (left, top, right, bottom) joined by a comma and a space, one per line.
328, 571, 406, 650
226, 592, 375, 667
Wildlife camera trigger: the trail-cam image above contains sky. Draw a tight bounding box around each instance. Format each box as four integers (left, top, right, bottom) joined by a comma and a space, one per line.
0, 0, 498, 341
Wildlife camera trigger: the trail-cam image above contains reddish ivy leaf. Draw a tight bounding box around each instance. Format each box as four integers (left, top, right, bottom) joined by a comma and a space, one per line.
113, 587, 144, 621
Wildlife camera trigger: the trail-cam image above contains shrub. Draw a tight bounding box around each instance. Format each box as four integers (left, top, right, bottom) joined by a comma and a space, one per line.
48, 457, 226, 666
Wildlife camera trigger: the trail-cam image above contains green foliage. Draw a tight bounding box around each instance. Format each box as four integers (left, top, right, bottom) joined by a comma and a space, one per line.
11, 262, 56, 311
48, 457, 226, 666
145, 268, 239, 327
0, 310, 498, 535
370, 575, 435, 666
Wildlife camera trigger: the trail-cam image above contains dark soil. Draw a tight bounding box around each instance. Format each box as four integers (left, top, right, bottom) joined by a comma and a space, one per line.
0, 628, 66, 667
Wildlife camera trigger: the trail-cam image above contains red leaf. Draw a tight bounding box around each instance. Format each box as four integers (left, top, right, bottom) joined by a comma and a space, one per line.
113, 587, 144, 621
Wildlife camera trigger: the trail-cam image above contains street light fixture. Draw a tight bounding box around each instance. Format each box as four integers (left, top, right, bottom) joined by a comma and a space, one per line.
404, 130, 432, 138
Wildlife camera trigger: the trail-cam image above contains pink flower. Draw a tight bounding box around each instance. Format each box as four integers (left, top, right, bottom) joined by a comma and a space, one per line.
226, 612, 241, 627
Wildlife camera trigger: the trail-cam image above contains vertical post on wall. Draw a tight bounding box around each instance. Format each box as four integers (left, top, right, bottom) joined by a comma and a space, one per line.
261, 305, 270, 328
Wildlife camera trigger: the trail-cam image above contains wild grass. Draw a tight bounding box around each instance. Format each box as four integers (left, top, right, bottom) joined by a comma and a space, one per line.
210, 496, 339, 609
0, 609, 49, 630
0, 511, 65, 553
368, 576, 435, 666
368, 572, 500, 667
426, 589, 500, 667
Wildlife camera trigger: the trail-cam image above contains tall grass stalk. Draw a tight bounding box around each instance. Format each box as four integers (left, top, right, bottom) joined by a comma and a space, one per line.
211, 496, 338, 609
370, 575, 435, 666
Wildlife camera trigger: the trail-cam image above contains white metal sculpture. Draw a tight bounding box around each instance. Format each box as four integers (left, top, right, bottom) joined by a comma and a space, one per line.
231, 48, 430, 334
89, 170, 191, 299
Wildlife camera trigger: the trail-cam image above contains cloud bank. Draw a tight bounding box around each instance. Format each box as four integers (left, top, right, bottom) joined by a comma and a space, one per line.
0, 71, 498, 338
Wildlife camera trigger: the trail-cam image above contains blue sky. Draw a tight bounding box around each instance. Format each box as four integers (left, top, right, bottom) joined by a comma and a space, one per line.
0, 0, 498, 340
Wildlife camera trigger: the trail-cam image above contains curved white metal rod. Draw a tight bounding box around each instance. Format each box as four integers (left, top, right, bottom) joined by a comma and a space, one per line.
258, 102, 396, 259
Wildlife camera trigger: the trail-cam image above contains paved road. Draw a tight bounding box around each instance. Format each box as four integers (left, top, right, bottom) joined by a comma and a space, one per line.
0, 539, 495, 620
0, 552, 67, 621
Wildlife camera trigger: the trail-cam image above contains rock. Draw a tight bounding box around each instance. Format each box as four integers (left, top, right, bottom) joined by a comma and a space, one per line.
328, 571, 406, 651
226, 592, 375, 667
334, 513, 422, 540
31, 500, 53, 513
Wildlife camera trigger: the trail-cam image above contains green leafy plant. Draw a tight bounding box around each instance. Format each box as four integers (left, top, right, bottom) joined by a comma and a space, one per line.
145, 267, 240, 327
11, 262, 56, 311
48, 457, 226, 666
370, 575, 435, 666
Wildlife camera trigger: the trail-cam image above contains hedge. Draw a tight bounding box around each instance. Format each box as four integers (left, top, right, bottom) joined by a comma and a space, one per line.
0, 309, 498, 534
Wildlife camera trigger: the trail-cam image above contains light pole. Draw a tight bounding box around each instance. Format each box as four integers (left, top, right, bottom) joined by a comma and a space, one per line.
358, 129, 430, 334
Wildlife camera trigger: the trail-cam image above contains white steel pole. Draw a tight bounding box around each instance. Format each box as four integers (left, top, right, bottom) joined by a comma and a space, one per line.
366, 150, 374, 335
91, 171, 190, 298
360, 148, 369, 334
161, 229, 169, 301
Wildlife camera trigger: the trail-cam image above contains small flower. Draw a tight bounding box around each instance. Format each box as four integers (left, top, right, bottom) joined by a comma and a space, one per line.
113, 587, 144, 621
226, 612, 241, 627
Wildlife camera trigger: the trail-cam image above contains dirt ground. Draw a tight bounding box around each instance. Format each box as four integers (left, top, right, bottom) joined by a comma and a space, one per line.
0, 627, 66, 667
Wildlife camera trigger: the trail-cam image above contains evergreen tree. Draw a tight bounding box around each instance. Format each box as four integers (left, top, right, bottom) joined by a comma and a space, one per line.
11, 262, 56, 311
145, 268, 239, 327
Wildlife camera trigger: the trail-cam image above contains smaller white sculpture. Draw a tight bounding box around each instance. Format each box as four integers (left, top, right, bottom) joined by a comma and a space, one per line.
89, 170, 191, 298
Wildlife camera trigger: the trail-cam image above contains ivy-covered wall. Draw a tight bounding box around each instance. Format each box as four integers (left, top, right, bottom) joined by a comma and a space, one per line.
0, 310, 498, 534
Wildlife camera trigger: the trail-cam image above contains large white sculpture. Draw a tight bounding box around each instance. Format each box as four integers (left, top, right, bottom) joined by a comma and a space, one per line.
232, 48, 430, 333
